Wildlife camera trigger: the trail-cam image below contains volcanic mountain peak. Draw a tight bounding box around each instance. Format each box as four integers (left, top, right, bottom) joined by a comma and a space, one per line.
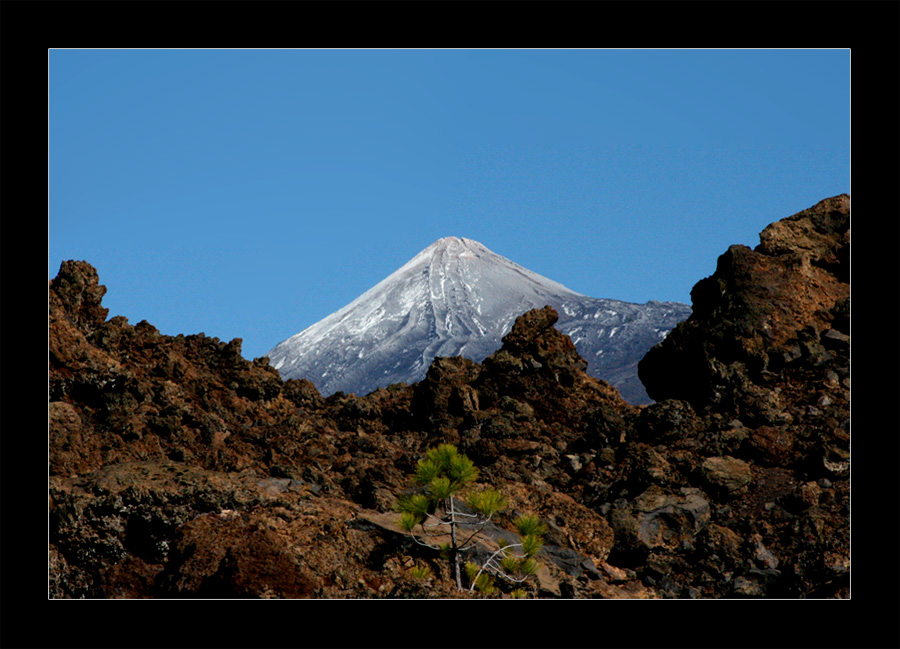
267, 237, 690, 403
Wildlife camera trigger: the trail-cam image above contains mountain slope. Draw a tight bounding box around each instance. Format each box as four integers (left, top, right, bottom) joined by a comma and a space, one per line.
267, 237, 690, 404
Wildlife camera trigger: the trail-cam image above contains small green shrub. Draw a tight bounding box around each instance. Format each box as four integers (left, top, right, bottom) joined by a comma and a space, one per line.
409, 564, 433, 580
468, 488, 508, 518
515, 514, 548, 538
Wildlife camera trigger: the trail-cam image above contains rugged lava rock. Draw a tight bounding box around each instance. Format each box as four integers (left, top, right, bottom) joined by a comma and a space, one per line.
48, 195, 850, 599
639, 194, 849, 416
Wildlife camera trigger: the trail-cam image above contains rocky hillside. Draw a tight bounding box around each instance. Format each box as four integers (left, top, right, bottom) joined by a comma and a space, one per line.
48, 195, 849, 603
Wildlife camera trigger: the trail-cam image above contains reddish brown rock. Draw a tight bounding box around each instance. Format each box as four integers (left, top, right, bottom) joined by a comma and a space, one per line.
638, 194, 849, 413
50, 260, 110, 335
700, 455, 753, 498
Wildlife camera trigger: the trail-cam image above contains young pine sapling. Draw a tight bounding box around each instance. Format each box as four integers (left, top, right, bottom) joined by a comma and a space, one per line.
395, 444, 545, 595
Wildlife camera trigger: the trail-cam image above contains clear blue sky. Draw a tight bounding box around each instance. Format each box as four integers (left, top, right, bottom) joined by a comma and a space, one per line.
49, 49, 850, 361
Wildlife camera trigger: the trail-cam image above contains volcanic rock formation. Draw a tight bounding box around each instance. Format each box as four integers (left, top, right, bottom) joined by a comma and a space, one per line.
47, 195, 850, 605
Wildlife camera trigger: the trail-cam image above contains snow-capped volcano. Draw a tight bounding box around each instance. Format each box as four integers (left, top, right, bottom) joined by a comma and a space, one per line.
267, 237, 690, 404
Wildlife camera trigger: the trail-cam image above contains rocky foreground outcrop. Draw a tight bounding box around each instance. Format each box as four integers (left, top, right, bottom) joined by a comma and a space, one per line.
48, 195, 850, 600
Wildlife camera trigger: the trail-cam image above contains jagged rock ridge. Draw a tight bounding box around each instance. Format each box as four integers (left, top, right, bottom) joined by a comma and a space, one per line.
266, 236, 690, 405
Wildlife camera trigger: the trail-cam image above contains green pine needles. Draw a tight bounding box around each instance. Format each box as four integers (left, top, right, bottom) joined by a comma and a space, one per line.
467, 513, 545, 594
394, 444, 545, 595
